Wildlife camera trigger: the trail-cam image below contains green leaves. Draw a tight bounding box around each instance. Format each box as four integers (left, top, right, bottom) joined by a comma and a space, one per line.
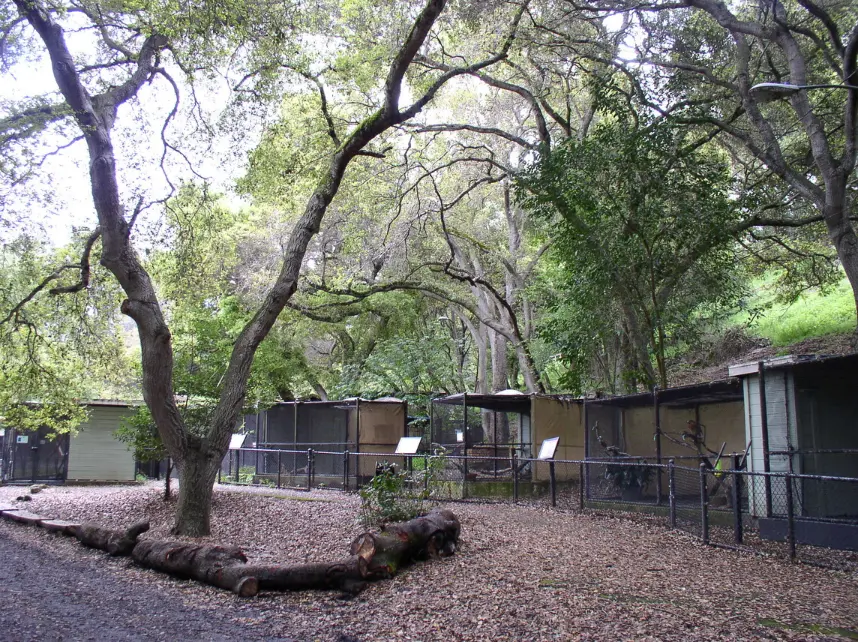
0, 233, 131, 435
519, 119, 745, 391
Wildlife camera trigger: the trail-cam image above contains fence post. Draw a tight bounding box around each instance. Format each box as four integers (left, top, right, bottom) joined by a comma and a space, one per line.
235, 450, 240, 482
785, 473, 796, 560
217, 466, 221, 485
276, 450, 282, 489
343, 450, 350, 491
512, 449, 519, 504
699, 462, 709, 545
578, 461, 584, 511
307, 448, 313, 491
549, 461, 557, 508
732, 454, 743, 545
462, 454, 468, 501
424, 454, 429, 493
668, 459, 676, 529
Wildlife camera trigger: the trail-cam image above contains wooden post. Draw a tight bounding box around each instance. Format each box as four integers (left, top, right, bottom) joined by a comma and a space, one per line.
785, 473, 796, 560
668, 458, 676, 529
759, 362, 772, 517
654, 387, 663, 506
164, 458, 172, 500
512, 448, 518, 504
462, 393, 468, 500
583, 399, 590, 501
578, 461, 584, 510
549, 461, 557, 508
732, 454, 743, 545
277, 450, 282, 489
699, 462, 709, 545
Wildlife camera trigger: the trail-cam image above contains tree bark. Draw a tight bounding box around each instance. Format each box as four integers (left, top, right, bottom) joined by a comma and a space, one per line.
15, 0, 520, 536
128, 508, 460, 597
173, 447, 220, 537
70, 520, 150, 556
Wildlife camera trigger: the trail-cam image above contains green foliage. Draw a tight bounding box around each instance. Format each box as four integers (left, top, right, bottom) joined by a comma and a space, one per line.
739, 276, 856, 346
519, 118, 746, 392
0, 234, 133, 436
149, 185, 318, 408
359, 454, 445, 526
115, 407, 167, 463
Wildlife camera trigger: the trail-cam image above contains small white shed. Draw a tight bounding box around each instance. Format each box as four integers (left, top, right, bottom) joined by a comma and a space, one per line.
1, 400, 137, 483
66, 402, 137, 482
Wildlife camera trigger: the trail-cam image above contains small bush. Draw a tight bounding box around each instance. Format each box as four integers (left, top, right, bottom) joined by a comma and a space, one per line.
359, 451, 447, 526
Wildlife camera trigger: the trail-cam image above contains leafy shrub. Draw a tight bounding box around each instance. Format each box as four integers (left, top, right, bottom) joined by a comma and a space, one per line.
359, 451, 447, 526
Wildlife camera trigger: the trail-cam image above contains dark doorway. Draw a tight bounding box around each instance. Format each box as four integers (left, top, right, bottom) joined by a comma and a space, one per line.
5, 427, 69, 483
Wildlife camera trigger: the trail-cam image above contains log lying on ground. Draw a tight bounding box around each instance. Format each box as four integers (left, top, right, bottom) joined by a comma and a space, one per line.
130, 508, 460, 597
70, 520, 150, 556
132, 541, 260, 597
40, 519, 81, 535
350, 507, 460, 578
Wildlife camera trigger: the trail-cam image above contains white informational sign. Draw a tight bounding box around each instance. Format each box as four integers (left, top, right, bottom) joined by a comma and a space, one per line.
395, 436, 423, 455
16, 435, 29, 444
456, 430, 464, 443
229, 433, 248, 450
538, 436, 560, 460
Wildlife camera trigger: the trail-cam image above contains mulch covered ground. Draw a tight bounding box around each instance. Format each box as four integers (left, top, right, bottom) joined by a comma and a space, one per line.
1, 482, 856, 641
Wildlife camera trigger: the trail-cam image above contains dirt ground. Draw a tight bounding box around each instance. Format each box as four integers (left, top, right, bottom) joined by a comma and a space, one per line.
1, 482, 856, 641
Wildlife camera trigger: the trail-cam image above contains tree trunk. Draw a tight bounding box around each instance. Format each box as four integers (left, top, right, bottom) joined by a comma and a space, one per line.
173, 447, 220, 537
70, 521, 150, 556
18, 0, 514, 537
822, 197, 858, 338
128, 508, 460, 597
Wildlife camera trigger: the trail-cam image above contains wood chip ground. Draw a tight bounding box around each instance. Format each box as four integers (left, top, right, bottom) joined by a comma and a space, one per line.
0, 483, 856, 641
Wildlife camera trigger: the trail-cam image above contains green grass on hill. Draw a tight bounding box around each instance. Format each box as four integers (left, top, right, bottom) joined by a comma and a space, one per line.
742, 277, 856, 346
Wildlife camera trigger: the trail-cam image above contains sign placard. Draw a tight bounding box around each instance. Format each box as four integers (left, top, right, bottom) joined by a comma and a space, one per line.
229, 433, 247, 450
538, 436, 560, 460
16, 435, 28, 444
395, 436, 422, 455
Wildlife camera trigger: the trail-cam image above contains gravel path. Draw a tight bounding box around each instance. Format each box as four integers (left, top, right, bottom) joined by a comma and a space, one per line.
0, 522, 290, 642
0, 483, 856, 641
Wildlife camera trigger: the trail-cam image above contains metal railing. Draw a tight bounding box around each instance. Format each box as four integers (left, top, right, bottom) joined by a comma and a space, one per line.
217, 446, 858, 570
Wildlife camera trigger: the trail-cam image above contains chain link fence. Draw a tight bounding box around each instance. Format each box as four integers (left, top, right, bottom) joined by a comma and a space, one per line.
219, 446, 858, 570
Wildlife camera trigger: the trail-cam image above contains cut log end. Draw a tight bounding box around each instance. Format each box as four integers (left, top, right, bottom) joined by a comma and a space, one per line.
235, 576, 259, 597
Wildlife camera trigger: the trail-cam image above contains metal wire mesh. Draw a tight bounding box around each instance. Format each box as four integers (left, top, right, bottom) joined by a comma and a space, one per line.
215, 446, 858, 571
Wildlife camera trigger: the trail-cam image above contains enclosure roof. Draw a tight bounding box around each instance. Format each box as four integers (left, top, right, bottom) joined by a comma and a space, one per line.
728, 351, 858, 377
587, 378, 743, 409
266, 397, 405, 409
432, 392, 582, 413
433, 392, 531, 412
85, 399, 141, 407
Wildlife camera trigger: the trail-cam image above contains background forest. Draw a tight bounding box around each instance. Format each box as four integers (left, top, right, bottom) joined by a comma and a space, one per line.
2, 0, 856, 533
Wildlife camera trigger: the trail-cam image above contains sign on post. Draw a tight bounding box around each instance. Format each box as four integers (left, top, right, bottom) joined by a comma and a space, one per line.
395, 436, 423, 455
229, 433, 247, 450
538, 436, 560, 460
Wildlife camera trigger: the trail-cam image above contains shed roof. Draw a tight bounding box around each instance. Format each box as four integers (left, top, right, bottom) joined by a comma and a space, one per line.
586, 378, 743, 409
728, 351, 858, 377
432, 392, 582, 413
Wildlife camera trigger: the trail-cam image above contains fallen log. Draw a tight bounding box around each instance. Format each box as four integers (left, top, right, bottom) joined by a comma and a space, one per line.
40, 519, 81, 535
130, 508, 460, 597
2, 510, 46, 526
132, 540, 260, 597
70, 520, 150, 556
350, 507, 460, 578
